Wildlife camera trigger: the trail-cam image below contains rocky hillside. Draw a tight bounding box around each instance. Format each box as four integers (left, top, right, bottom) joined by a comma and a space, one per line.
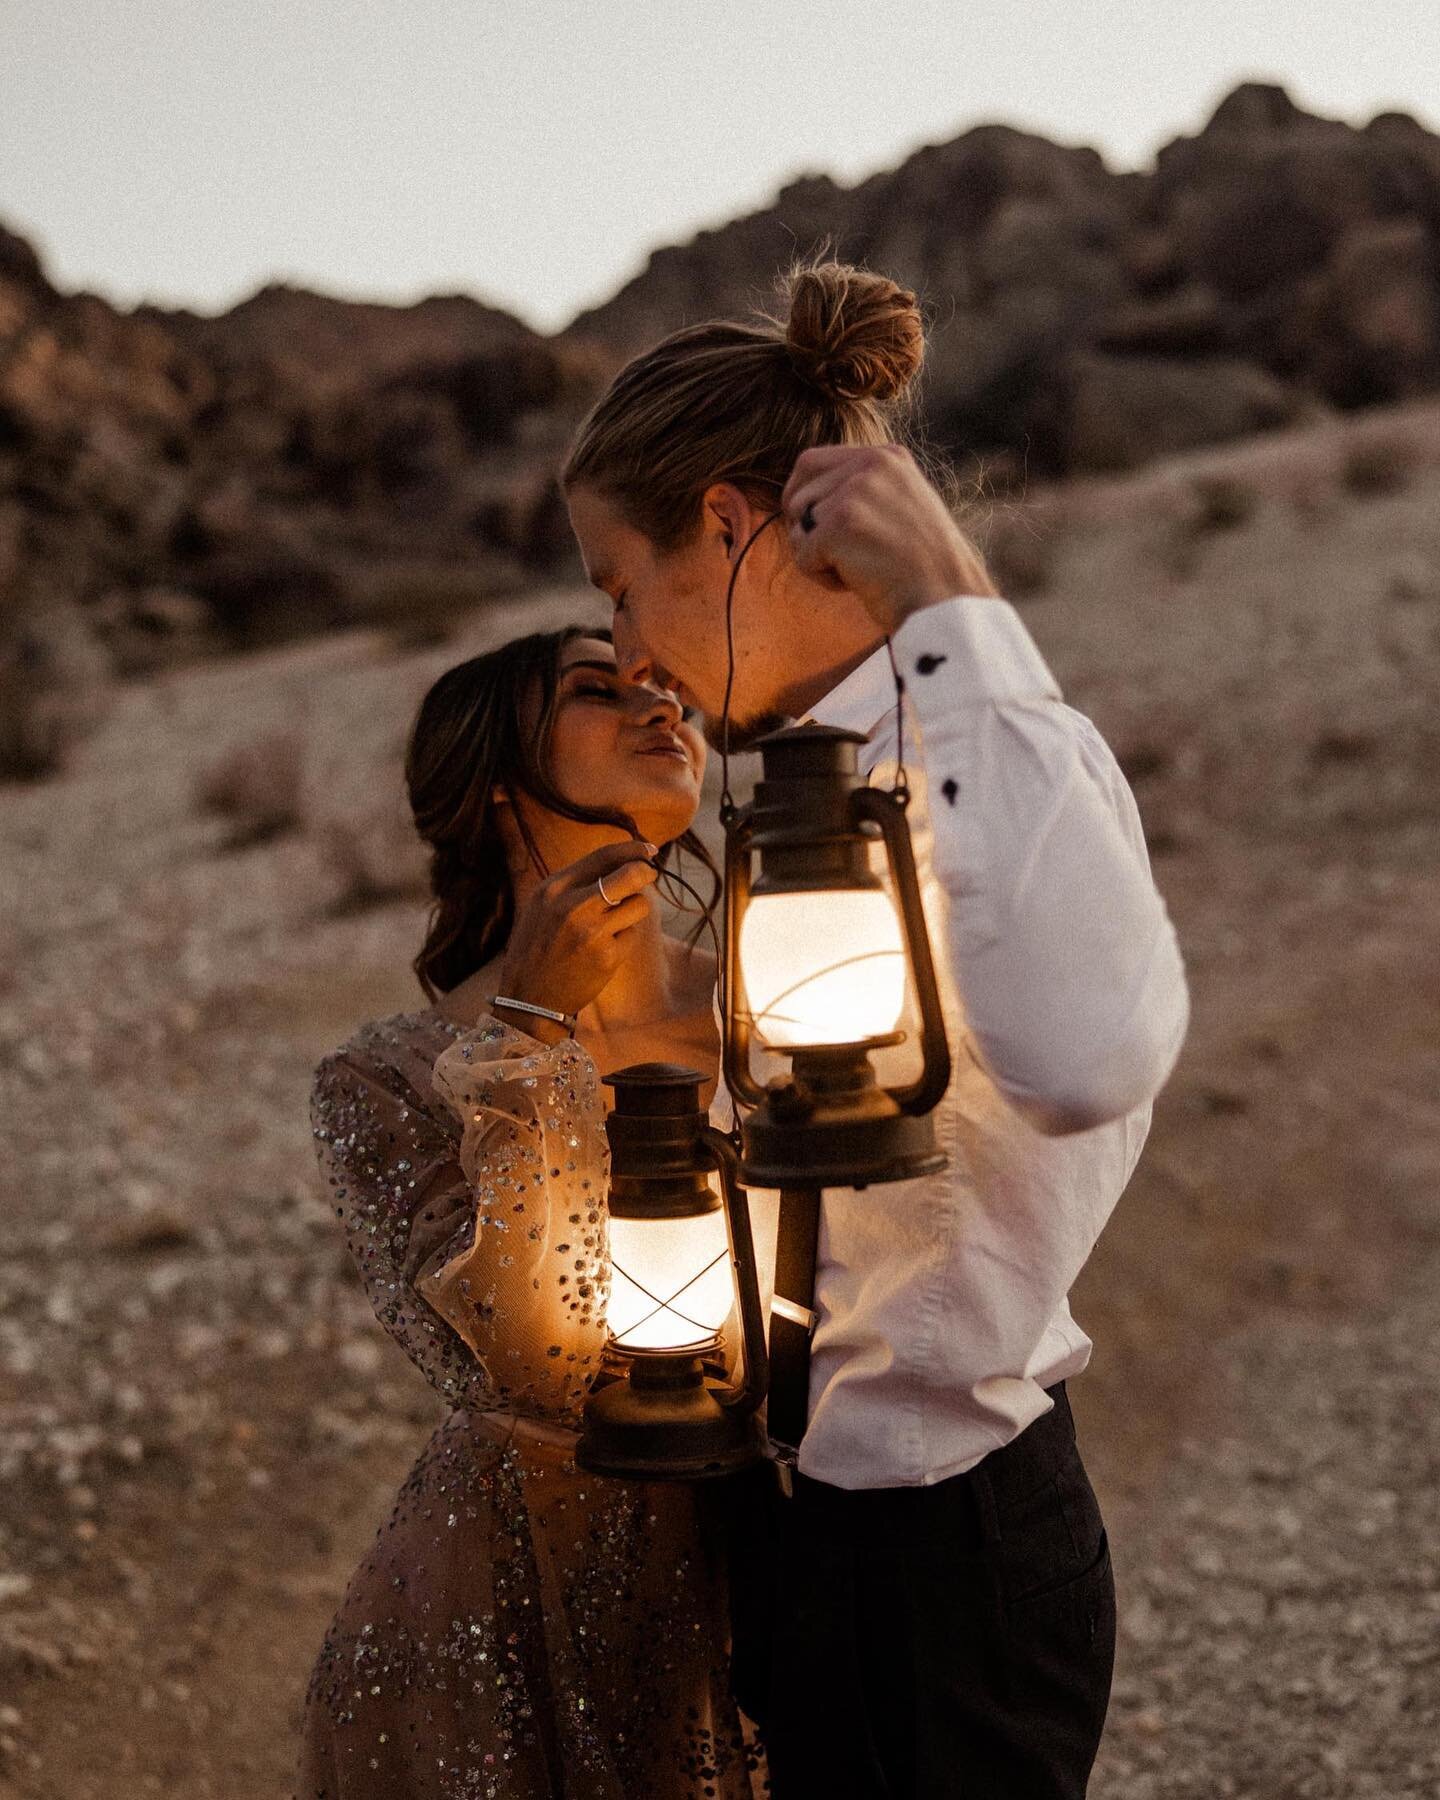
0, 226, 609, 734
3, 80, 1440, 768
571, 83, 1440, 478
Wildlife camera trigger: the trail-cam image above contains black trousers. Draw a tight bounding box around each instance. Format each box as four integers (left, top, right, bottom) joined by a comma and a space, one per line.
720, 1383, 1116, 1800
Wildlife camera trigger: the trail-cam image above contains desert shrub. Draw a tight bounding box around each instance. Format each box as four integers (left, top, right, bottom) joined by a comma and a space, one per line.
1308, 728, 1378, 768
1341, 431, 1417, 497
1190, 472, 1258, 530
191, 545, 350, 647
471, 473, 572, 569
1386, 553, 1439, 606
1140, 469, 1257, 579
1116, 741, 1173, 785
316, 810, 429, 916
195, 730, 305, 847
0, 602, 112, 782
91, 586, 218, 677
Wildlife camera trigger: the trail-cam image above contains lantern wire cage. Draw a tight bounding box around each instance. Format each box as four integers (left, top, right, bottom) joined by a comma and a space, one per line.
606, 1239, 731, 1351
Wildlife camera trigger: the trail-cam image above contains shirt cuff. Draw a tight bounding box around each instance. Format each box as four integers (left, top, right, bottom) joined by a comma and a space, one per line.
892, 596, 1062, 708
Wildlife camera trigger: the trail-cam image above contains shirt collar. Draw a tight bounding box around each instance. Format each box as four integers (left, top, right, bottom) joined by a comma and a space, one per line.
801, 641, 898, 739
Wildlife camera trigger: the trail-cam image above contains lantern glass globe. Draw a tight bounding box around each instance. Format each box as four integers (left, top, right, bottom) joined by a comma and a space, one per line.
738, 887, 908, 1049
605, 1197, 732, 1352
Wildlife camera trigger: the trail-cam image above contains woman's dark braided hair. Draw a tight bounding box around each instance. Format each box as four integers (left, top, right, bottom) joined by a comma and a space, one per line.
406, 624, 720, 1001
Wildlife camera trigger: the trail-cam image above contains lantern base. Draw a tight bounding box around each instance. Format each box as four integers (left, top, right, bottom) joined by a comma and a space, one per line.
740, 1040, 948, 1189
576, 1351, 766, 1481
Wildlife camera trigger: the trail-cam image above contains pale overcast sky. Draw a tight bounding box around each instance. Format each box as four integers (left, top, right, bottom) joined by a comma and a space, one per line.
3, 0, 1438, 332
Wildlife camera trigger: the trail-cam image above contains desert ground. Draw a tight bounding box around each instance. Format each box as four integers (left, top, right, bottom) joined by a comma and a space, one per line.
2, 401, 1439, 1797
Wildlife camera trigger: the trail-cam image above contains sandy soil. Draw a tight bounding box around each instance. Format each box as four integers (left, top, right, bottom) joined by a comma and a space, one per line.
2, 404, 1439, 1797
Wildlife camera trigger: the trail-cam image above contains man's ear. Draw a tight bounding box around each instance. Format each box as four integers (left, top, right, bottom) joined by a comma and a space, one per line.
703, 483, 751, 562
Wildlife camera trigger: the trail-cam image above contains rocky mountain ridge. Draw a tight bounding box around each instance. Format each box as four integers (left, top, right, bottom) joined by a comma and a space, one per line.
3, 79, 1440, 766
570, 82, 1440, 474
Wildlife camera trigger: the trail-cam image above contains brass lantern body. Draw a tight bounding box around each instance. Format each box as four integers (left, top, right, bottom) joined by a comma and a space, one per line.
723, 724, 952, 1190
576, 1064, 769, 1481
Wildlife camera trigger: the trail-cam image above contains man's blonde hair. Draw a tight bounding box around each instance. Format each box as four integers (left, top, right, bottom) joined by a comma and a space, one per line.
561, 258, 938, 549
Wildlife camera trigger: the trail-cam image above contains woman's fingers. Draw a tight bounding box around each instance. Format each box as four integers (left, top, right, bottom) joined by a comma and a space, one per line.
553, 839, 658, 894
539, 844, 661, 945
594, 892, 651, 937
593, 857, 659, 905
569, 868, 656, 938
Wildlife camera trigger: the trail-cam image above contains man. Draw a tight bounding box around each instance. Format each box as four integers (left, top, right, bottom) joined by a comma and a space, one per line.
568, 429, 1188, 1796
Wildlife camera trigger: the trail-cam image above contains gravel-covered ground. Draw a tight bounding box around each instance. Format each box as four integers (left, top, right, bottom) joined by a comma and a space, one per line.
2, 406, 1439, 1797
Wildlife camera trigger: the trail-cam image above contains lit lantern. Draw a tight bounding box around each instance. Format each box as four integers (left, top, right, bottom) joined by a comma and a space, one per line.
724, 724, 952, 1189
576, 1063, 769, 1480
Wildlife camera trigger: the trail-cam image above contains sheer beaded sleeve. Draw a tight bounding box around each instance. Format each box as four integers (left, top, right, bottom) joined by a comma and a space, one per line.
309, 1015, 611, 1428
423, 1019, 611, 1424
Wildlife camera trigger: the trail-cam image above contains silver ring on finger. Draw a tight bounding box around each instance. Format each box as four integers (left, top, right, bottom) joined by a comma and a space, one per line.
596, 872, 622, 907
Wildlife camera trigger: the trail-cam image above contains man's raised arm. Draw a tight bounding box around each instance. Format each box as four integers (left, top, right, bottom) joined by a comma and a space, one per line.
783, 442, 1189, 1134
892, 595, 1188, 1134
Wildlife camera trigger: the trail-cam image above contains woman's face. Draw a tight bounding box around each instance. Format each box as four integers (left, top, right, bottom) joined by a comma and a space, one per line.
539, 635, 706, 846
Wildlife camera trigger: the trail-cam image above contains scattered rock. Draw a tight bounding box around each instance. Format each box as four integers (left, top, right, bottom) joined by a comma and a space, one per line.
98, 1207, 198, 1255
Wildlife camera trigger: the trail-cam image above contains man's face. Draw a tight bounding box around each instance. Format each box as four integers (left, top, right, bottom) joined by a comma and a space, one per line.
566, 483, 785, 745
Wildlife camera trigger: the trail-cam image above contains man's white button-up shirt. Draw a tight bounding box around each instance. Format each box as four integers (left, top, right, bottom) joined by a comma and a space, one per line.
716, 595, 1190, 1489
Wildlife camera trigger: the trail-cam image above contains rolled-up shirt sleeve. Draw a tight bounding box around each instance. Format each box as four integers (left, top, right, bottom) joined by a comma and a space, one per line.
893, 596, 1189, 1134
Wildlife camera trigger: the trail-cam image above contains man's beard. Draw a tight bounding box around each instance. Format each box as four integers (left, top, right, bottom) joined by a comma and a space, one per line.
699, 707, 792, 753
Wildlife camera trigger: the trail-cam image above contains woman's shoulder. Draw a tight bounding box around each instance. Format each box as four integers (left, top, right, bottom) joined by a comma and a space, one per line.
311, 1006, 472, 1097
315, 1005, 566, 1099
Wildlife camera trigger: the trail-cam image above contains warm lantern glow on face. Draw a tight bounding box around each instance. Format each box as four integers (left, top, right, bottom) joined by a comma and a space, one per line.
606, 1198, 733, 1352
738, 887, 908, 1048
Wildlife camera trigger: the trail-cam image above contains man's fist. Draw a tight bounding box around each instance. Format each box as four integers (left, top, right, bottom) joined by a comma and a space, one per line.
781, 443, 996, 632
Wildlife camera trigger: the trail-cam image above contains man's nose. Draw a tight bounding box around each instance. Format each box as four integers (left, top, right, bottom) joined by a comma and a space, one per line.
611, 609, 654, 685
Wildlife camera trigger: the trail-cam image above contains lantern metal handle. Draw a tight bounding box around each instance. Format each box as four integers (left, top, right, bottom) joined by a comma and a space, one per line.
850, 785, 952, 1116
721, 807, 770, 1110
699, 1124, 770, 1416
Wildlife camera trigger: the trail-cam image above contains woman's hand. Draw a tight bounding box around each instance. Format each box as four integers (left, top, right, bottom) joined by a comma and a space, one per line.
493, 841, 658, 1039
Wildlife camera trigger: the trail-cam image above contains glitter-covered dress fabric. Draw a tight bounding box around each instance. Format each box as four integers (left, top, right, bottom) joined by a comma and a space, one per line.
296, 1010, 769, 1799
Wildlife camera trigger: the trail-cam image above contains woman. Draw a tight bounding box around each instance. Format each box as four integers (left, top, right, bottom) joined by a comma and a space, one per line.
295, 625, 771, 1799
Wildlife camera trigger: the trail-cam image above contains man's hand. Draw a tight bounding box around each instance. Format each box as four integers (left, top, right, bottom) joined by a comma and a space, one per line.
781, 443, 996, 632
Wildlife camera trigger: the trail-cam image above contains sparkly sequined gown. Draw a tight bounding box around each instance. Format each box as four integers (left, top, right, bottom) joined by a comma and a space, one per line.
297, 1011, 769, 1800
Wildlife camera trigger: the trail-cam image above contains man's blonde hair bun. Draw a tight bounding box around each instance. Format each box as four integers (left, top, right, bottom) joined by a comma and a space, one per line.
781, 260, 925, 404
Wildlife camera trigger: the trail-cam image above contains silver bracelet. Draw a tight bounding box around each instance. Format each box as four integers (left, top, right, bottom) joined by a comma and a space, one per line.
491, 994, 577, 1036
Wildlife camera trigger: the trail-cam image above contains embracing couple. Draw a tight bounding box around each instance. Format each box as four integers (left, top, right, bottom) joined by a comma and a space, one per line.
295, 259, 1189, 1800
